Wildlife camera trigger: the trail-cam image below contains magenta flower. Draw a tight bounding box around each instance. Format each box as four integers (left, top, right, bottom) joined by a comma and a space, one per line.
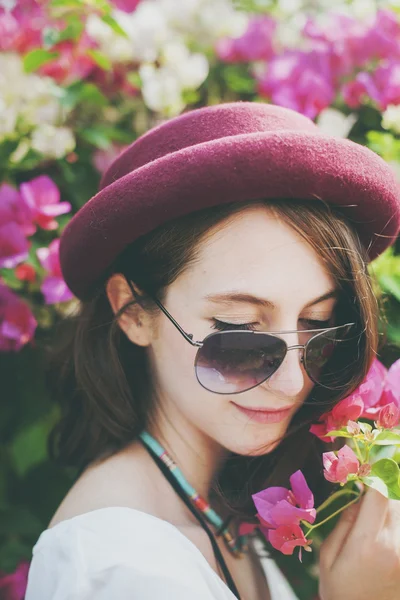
0, 560, 30, 600
0, 183, 35, 237
19, 176, 71, 232
216, 16, 276, 63
358, 358, 388, 418
0, 1, 44, 53
36, 239, 74, 304
380, 358, 400, 409
252, 470, 316, 530
376, 403, 400, 430
0, 222, 30, 269
40, 33, 97, 85
310, 394, 364, 441
267, 523, 313, 559
111, 0, 142, 12
310, 358, 390, 439
342, 61, 400, 111
363, 9, 400, 62
0, 283, 37, 352
257, 49, 335, 119
323, 445, 360, 484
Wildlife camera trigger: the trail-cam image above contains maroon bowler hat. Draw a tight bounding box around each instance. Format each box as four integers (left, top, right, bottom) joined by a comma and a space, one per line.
59, 101, 400, 300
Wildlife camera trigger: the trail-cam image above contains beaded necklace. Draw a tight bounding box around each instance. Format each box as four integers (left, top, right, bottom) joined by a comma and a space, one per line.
139, 430, 250, 558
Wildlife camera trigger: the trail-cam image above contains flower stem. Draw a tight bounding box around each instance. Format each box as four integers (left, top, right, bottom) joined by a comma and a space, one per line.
304, 494, 362, 538
353, 438, 365, 462
315, 487, 359, 515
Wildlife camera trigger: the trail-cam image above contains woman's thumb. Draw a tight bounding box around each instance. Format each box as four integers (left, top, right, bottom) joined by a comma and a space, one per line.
319, 501, 361, 570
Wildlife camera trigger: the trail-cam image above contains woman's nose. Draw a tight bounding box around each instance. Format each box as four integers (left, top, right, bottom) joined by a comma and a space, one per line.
265, 344, 306, 397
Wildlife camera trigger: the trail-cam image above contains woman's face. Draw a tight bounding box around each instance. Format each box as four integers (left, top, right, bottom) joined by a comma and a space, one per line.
146, 205, 338, 456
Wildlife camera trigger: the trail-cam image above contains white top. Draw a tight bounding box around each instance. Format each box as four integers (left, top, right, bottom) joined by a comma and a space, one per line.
25, 507, 298, 600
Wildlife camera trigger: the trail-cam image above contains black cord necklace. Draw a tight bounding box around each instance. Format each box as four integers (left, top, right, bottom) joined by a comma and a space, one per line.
140, 438, 242, 599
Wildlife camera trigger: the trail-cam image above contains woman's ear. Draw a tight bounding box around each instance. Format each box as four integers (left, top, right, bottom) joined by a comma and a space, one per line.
106, 274, 153, 347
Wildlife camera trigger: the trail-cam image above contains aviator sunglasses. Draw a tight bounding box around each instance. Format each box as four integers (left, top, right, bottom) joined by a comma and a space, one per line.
126, 280, 355, 395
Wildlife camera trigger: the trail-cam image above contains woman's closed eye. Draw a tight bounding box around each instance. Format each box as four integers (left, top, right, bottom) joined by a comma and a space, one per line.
300, 318, 333, 330
211, 319, 257, 331
211, 318, 333, 332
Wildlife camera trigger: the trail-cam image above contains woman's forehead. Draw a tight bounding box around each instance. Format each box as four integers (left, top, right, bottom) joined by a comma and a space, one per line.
174, 206, 336, 307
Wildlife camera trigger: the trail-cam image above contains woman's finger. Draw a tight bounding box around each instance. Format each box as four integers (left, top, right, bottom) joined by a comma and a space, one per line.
319, 501, 361, 570
350, 487, 389, 543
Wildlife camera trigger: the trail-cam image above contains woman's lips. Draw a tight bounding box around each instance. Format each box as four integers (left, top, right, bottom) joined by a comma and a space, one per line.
232, 402, 293, 424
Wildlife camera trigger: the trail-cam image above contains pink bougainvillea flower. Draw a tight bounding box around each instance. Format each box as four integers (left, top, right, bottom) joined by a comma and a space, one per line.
358, 358, 388, 418
376, 402, 400, 430
36, 239, 74, 304
40, 32, 97, 85
310, 358, 390, 439
216, 16, 276, 63
0, 183, 35, 237
19, 176, 71, 232
302, 13, 368, 78
342, 61, 400, 111
0, 222, 30, 269
0, 1, 45, 53
257, 49, 335, 119
267, 523, 313, 560
15, 263, 36, 283
252, 470, 316, 530
111, 0, 142, 12
323, 445, 360, 484
0, 283, 37, 352
0, 559, 30, 600
363, 9, 400, 63
310, 394, 364, 441
380, 358, 400, 408
238, 521, 258, 536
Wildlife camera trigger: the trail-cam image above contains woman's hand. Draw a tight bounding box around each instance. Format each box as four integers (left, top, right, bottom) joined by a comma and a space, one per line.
318, 487, 400, 600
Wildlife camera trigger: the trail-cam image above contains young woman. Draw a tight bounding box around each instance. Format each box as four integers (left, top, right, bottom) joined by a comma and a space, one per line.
25, 102, 400, 600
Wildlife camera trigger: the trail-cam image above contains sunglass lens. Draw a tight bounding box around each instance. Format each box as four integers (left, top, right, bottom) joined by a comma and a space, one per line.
195, 331, 287, 394
305, 326, 351, 389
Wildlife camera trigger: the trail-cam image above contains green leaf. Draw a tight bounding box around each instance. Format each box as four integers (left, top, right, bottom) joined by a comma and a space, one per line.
101, 14, 129, 38
42, 19, 84, 48
87, 49, 112, 71
60, 81, 108, 110
363, 458, 400, 500
10, 415, 57, 477
23, 49, 59, 73
79, 127, 112, 149
222, 65, 256, 94
379, 274, 400, 303
373, 430, 400, 446
0, 507, 43, 536
325, 429, 353, 438
0, 539, 33, 573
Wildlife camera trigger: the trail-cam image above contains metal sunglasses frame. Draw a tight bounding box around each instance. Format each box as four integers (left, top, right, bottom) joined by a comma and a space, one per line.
126, 279, 355, 393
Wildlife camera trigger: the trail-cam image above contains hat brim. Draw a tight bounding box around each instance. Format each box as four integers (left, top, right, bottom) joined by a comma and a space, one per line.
60, 130, 400, 300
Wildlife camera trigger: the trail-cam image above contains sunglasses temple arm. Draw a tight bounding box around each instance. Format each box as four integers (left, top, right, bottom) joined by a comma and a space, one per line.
125, 278, 202, 348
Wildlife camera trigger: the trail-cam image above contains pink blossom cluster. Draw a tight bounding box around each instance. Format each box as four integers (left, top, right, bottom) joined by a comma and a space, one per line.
245, 356, 400, 559
0, 560, 30, 600
240, 470, 315, 560
310, 358, 400, 441
0, 0, 141, 86
0, 176, 73, 350
217, 9, 400, 118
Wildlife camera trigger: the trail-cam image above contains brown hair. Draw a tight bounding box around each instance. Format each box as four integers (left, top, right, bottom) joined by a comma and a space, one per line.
48, 198, 380, 517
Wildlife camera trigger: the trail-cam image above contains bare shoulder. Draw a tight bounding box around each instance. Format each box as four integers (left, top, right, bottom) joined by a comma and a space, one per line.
48, 440, 170, 527
47, 440, 217, 569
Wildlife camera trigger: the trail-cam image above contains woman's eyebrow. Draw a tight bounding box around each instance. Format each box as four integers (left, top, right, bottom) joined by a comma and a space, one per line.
203, 290, 338, 309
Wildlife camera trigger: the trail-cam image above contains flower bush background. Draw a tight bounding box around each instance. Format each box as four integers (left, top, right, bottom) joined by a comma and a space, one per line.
1, 0, 400, 598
